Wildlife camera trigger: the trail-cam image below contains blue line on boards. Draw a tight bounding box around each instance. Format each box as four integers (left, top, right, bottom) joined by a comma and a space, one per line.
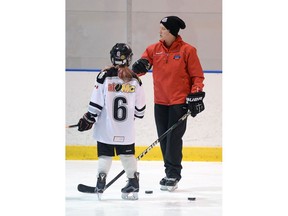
65, 68, 222, 74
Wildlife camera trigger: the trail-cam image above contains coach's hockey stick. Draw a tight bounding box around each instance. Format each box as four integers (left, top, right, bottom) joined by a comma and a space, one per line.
77, 110, 191, 193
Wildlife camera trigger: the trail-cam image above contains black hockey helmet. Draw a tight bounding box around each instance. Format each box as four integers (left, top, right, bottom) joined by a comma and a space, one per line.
110, 43, 133, 66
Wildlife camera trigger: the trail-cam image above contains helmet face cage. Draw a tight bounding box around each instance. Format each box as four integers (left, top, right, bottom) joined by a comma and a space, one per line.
110, 43, 133, 66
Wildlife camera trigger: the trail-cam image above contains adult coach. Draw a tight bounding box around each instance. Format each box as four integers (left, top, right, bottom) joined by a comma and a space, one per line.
132, 16, 205, 191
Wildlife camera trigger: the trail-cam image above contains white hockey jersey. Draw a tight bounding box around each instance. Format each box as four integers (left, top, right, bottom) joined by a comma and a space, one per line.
87, 67, 146, 145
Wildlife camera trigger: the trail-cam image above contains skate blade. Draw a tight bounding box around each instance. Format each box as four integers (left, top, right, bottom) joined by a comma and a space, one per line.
160, 185, 168, 191
97, 192, 103, 200
167, 185, 178, 192
121, 192, 138, 200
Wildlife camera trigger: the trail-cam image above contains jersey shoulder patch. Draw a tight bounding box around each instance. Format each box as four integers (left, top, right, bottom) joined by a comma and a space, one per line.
96, 67, 118, 84
96, 70, 107, 84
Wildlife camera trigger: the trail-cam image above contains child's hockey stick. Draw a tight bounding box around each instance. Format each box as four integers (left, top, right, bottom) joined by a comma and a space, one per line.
66, 124, 78, 128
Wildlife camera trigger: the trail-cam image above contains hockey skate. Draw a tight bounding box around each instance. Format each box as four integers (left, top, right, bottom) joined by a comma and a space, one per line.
121, 172, 139, 200
159, 177, 168, 191
166, 178, 178, 192
95, 173, 106, 200
160, 177, 178, 192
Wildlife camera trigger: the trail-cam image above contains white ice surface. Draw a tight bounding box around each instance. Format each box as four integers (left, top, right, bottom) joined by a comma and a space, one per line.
66, 160, 222, 216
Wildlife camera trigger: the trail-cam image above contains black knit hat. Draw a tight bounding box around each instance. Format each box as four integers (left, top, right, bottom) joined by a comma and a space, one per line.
160, 16, 186, 37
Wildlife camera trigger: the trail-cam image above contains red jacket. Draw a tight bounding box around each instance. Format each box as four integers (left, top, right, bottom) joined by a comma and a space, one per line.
141, 36, 205, 105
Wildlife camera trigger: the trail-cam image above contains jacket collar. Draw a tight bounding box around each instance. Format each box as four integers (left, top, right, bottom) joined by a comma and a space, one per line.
159, 35, 183, 51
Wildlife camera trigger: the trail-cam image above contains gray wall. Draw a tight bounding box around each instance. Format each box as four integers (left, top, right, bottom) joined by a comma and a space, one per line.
66, 0, 222, 70
66, 0, 222, 147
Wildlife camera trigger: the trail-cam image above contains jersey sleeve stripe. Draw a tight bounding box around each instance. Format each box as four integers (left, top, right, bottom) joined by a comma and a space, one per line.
135, 105, 145, 118
88, 101, 103, 115
135, 105, 146, 112
134, 114, 144, 119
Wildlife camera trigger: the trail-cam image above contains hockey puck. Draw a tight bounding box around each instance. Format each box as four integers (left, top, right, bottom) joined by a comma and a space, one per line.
188, 197, 196, 201
145, 190, 153, 194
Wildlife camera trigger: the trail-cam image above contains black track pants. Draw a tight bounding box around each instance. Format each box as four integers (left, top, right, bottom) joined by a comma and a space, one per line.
154, 104, 188, 181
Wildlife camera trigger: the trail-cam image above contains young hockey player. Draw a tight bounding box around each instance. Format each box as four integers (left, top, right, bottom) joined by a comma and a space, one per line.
77, 43, 146, 200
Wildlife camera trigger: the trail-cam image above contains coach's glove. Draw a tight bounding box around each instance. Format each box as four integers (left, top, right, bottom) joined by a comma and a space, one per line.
186, 92, 205, 117
78, 112, 96, 132
132, 59, 151, 75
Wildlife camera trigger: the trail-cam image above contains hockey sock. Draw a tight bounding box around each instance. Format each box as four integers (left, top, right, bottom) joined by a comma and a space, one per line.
98, 156, 112, 175
119, 154, 137, 178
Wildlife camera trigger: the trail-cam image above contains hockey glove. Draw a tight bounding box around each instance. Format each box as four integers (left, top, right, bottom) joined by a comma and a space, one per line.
186, 92, 205, 117
132, 59, 151, 75
78, 112, 96, 132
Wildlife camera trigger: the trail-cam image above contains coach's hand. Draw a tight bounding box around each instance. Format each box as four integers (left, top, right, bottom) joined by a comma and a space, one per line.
132, 59, 151, 75
186, 92, 205, 117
